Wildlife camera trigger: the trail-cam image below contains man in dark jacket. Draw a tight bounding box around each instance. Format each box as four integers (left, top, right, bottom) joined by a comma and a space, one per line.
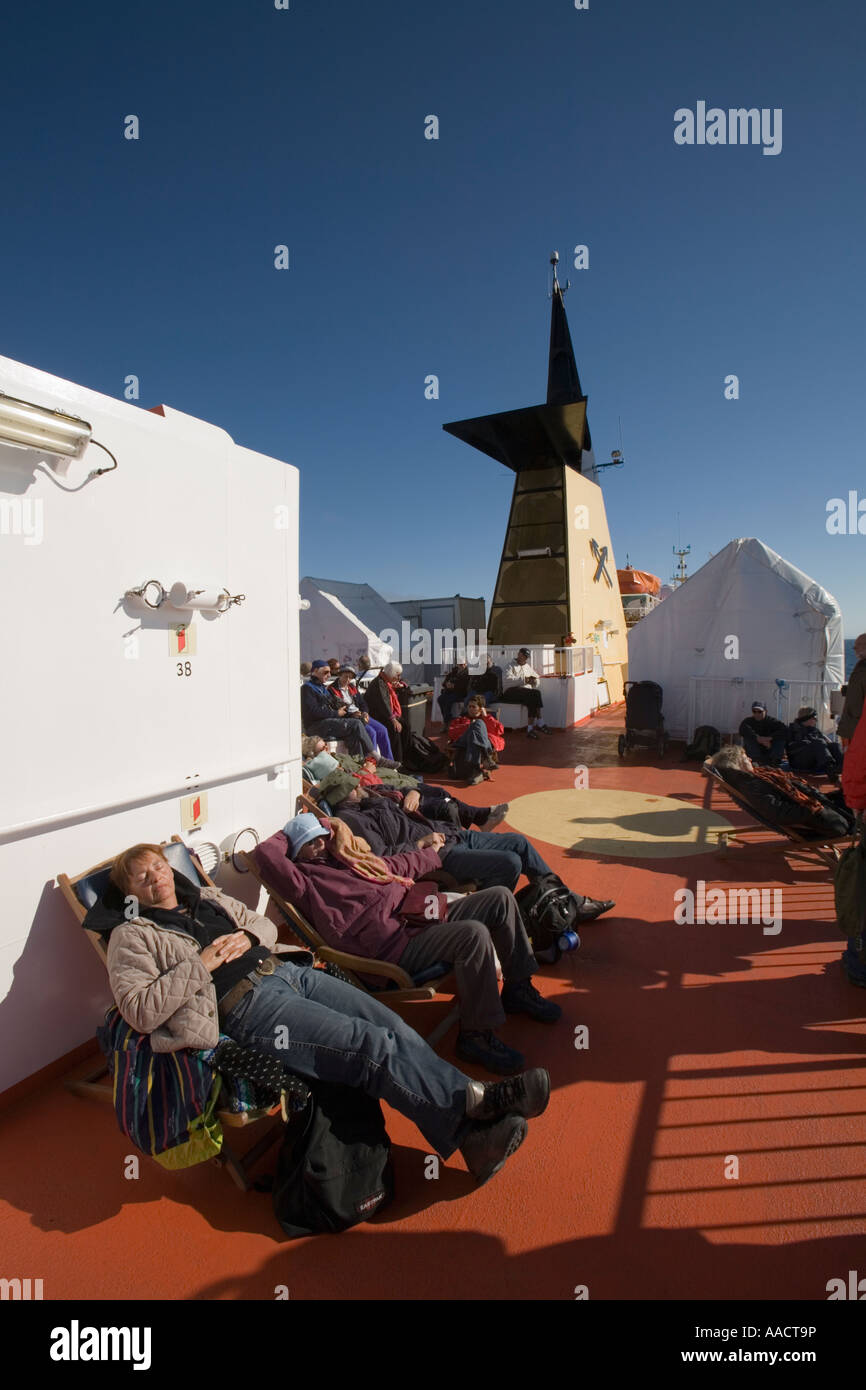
315, 770, 615, 920
839, 634, 866, 743
739, 702, 787, 766
364, 662, 408, 763
438, 661, 471, 726
300, 661, 376, 757
786, 707, 843, 777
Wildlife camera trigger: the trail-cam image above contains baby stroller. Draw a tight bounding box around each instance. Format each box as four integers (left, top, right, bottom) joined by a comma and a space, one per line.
618, 680, 667, 757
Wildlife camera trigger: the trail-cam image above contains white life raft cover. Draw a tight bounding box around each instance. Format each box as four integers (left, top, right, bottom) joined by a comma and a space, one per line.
300, 575, 424, 682
626, 538, 844, 740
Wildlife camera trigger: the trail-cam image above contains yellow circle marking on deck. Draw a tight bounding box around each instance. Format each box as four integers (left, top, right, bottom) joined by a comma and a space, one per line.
505, 788, 734, 860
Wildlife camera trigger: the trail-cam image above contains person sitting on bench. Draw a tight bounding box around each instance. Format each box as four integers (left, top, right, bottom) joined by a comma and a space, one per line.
331, 666, 394, 760
449, 695, 503, 785
738, 702, 787, 766
95, 841, 549, 1186
438, 660, 470, 727
364, 662, 409, 763
500, 649, 551, 738
300, 660, 377, 759
259, 813, 565, 1075
708, 745, 854, 838
786, 706, 843, 778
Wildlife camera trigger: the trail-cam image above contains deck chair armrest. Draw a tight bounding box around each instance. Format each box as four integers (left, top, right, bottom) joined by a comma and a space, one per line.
315, 946, 415, 989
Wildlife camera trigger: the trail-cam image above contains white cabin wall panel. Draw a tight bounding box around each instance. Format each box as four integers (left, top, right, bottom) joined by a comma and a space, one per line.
0, 357, 301, 1093
0, 763, 300, 1094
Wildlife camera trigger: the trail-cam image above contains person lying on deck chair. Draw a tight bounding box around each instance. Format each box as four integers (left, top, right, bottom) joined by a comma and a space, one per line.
93, 842, 550, 1186
307, 747, 509, 828
257, 813, 563, 1075
312, 768, 615, 921
707, 745, 854, 838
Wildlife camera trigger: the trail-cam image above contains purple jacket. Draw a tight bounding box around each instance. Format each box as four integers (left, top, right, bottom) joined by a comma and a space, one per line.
253, 832, 441, 964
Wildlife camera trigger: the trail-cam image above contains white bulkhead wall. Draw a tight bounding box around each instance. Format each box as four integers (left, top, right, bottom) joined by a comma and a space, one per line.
0, 356, 301, 1094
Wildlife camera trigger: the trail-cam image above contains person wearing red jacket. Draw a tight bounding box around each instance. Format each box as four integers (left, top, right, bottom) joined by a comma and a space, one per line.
841, 708, 866, 810
449, 695, 504, 785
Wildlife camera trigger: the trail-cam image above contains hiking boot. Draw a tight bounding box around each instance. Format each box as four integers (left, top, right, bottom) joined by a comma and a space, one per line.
456, 1029, 525, 1074
501, 978, 562, 1023
483, 803, 510, 830
526, 727, 540, 740
574, 897, 616, 923
468, 1067, 550, 1122
459, 1114, 527, 1186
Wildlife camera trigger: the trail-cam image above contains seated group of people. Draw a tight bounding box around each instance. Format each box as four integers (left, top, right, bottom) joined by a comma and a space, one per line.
300, 658, 411, 763
94, 702, 616, 1189
94, 667, 865, 1195
439, 649, 554, 741
739, 701, 844, 777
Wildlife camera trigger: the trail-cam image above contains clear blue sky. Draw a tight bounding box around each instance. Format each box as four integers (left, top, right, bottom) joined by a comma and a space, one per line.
3, 0, 864, 631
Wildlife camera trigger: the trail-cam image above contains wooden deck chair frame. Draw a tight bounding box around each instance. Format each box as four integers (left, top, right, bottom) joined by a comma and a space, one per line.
702, 765, 856, 869
58, 835, 284, 1191
243, 797, 460, 1046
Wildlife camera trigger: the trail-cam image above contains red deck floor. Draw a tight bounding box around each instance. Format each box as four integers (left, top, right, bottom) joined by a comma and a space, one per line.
2, 708, 865, 1301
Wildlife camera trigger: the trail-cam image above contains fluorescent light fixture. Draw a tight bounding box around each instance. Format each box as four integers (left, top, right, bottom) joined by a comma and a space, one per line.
0, 392, 92, 458
517, 547, 552, 558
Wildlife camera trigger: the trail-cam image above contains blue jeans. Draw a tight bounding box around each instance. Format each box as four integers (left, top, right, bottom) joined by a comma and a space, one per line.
453, 719, 492, 776
221, 961, 471, 1157
441, 831, 554, 892
842, 935, 866, 986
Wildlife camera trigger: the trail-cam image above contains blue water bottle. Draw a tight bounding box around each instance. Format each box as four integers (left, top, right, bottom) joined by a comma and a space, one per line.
558, 929, 580, 953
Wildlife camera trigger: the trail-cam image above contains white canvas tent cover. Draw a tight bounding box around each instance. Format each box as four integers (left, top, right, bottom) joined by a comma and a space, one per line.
300, 576, 423, 683
627, 538, 844, 740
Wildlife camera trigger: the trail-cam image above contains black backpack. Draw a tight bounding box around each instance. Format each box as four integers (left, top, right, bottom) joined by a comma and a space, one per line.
271, 1080, 394, 1237
683, 725, 721, 761
402, 731, 448, 774
515, 874, 582, 964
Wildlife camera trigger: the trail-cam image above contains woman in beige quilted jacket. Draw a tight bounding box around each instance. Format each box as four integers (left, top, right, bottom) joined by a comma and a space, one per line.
94, 842, 546, 1186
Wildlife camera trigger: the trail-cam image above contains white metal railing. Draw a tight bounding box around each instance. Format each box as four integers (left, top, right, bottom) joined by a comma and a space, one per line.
439, 644, 598, 680
687, 676, 836, 743
0, 754, 300, 843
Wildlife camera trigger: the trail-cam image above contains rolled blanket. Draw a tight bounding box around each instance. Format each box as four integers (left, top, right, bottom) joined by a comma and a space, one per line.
328, 817, 414, 886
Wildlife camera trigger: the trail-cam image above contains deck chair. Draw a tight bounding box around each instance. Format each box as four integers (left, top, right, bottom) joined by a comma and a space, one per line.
58, 836, 292, 1191
703, 764, 855, 868
242, 801, 460, 1047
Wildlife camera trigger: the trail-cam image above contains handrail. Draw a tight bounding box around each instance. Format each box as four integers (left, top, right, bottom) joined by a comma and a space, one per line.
0, 754, 298, 842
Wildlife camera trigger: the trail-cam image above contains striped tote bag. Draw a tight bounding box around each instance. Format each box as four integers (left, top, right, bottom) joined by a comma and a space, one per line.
97, 1007, 223, 1169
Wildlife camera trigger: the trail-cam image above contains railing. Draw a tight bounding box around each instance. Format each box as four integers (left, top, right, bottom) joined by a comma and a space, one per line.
687, 676, 836, 742
439, 644, 599, 680
0, 754, 300, 843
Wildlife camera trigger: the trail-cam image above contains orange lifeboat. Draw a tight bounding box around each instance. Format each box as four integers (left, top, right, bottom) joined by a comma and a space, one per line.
617, 565, 661, 596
